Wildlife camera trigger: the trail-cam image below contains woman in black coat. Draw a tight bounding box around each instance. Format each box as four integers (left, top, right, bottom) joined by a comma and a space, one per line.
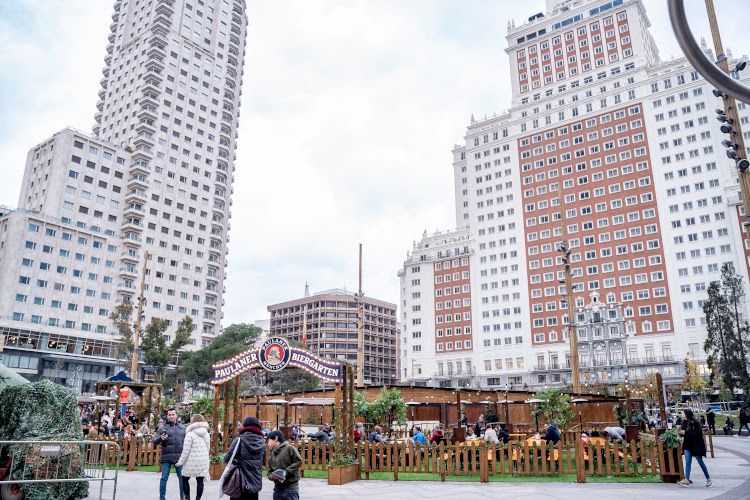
225, 416, 266, 500
677, 409, 711, 488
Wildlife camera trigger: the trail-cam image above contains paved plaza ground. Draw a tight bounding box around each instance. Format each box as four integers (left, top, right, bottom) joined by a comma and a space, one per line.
84, 436, 750, 500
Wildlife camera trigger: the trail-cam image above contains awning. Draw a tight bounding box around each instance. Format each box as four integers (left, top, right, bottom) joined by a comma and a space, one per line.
288, 397, 335, 406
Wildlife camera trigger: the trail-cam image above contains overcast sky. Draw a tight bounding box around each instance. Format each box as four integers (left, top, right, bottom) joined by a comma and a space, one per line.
0, 0, 747, 326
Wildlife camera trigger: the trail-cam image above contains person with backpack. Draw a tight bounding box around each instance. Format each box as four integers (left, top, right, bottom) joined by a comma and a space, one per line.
677, 409, 712, 488
224, 416, 265, 500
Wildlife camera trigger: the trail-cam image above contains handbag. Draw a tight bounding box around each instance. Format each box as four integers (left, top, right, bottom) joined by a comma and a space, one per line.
218, 438, 242, 499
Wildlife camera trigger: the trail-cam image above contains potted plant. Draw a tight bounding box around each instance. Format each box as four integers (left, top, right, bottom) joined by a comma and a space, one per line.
327, 453, 359, 485
209, 454, 226, 480
658, 428, 682, 483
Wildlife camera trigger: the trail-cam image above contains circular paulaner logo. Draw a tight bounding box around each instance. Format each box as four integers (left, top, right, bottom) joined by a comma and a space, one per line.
259, 337, 291, 372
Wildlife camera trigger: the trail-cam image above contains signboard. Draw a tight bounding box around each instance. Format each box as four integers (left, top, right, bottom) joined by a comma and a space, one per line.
211, 337, 343, 384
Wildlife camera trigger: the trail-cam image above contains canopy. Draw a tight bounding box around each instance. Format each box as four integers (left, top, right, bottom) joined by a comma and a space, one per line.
525, 398, 544, 404
265, 399, 289, 405
106, 370, 133, 382
288, 397, 334, 406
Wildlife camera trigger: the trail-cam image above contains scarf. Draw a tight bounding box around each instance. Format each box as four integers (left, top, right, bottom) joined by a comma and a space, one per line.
240, 425, 263, 436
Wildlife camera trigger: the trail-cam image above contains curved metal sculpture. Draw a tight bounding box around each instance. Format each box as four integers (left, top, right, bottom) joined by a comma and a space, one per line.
667, 0, 750, 103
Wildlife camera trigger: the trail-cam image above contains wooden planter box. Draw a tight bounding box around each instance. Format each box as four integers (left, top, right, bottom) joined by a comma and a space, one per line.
327, 463, 360, 485
209, 462, 226, 481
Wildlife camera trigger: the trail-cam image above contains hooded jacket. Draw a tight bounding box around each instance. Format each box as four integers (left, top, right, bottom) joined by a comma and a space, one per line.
268, 441, 302, 487
152, 420, 186, 464
225, 426, 266, 494
175, 421, 211, 477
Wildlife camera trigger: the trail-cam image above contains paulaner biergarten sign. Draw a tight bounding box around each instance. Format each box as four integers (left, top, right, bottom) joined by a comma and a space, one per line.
211, 337, 343, 384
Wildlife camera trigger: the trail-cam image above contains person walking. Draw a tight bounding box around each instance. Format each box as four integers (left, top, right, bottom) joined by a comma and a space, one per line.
739, 407, 750, 437
677, 409, 712, 488
224, 416, 265, 500
706, 407, 716, 436
266, 430, 302, 500
153, 407, 187, 500
175, 414, 210, 500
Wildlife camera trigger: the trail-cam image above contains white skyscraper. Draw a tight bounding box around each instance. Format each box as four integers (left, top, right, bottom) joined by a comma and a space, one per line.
0, 0, 248, 391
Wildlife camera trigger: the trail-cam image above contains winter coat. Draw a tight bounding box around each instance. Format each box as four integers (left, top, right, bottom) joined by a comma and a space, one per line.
225, 427, 265, 494
268, 441, 302, 487
175, 422, 211, 477
681, 419, 706, 457
152, 421, 186, 464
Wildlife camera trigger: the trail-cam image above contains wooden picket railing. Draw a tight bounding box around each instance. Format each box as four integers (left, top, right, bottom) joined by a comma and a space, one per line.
95, 433, 686, 482
288, 438, 684, 482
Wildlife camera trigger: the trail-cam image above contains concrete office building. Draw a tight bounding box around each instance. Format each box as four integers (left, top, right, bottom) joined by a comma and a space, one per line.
267, 288, 399, 386
0, 0, 248, 391
399, 0, 750, 389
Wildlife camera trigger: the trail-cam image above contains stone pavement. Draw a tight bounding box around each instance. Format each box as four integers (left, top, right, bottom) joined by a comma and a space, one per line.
84, 436, 750, 500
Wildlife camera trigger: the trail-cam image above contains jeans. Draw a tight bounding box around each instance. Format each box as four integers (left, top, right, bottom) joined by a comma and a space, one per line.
683, 449, 709, 481
120, 403, 127, 420
739, 423, 750, 436
273, 483, 299, 500
159, 463, 183, 500
182, 476, 204, 500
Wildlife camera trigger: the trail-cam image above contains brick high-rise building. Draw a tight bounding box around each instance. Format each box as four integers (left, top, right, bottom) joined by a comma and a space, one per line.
0, 0, 248, 391
268, 288, 399, 386
400, 0, 750, 389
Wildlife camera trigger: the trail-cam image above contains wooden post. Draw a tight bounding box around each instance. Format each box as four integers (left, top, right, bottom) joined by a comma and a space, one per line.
656, 372, 667, 425
212, 384, 220, 456
341, 366, 349, 456
222, 382, 230, 452
334, 380, 342, 457
233, 376, 241, 432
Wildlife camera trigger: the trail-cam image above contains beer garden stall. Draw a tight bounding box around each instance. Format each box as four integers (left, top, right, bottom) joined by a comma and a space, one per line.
210, 337, 358, 484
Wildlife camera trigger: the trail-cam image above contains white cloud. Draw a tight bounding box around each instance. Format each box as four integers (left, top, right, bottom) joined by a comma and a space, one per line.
1, 0, 748, 326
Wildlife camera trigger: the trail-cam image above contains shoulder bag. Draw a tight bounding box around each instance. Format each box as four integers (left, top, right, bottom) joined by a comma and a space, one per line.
218, 438, 243, 499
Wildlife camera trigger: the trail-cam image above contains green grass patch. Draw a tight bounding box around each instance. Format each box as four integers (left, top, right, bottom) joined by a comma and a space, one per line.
300, 469, 660, 483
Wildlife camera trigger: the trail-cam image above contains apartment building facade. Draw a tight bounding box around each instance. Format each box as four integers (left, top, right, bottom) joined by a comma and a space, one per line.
267, 289, 399, 386
399, 0, 750, 389
0, 0, 248, 391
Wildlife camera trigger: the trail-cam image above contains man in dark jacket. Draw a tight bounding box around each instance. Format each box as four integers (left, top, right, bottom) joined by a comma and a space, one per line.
267, 430, 302, 500
153, 407, 186, 500
225, 416, 265, 499
706, 408, 716, 435
542, 423, 561, 445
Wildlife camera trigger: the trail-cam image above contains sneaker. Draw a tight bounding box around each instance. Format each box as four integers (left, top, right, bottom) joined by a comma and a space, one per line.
688, 480, 693, 485
677, 479, 691, 487
706, 479, 713, 488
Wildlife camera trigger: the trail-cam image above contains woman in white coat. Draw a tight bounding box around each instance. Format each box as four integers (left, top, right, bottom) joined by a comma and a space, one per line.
175, 414, 211, 500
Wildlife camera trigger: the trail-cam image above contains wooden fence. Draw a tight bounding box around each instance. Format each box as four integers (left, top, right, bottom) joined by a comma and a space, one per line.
96, 432, 696, 482
291, 439, 684, 482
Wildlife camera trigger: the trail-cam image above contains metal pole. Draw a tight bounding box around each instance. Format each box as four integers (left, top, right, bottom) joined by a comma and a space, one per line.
668, 0, 750, 103
702, 0, 750, 240
356, 244, 365, 388
130, 251, 149, 381
564, 252, 581, 394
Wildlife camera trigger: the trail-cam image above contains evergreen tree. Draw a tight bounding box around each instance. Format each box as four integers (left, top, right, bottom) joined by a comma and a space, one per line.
141, 315, 193, 380
703, 265, 750, 390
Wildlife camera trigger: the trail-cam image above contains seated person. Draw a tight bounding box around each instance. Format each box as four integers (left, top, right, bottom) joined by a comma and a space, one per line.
429, 426, 446, 445
309, 425, 330, 442
368, 425, 386, 443
723, 416, 735, 435
542, 423, 561, 445
603, 426, 626, 442
483, 424, 499, 445
497, 424, 510, 444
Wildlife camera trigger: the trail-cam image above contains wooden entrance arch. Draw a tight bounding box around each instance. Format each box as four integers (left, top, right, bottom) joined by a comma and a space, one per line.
210, 337, 356, 458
